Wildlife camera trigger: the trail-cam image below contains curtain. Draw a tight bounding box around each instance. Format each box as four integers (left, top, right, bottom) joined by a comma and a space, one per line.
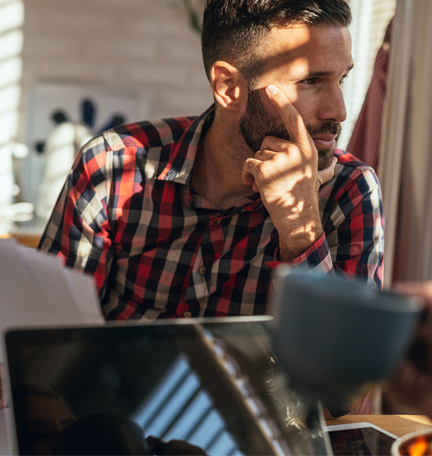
347, 21, 392, 170
378, 0, 432, 284
339, 0, 396, 149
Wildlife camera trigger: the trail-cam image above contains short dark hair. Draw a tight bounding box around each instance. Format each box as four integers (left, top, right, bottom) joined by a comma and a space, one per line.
201, 0, 352, 81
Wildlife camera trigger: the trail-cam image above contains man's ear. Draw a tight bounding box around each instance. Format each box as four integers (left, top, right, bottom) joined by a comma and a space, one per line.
210, 61, 247, 112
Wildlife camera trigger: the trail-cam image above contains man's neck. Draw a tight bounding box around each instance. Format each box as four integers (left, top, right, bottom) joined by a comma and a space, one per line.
192, 116, 255, 210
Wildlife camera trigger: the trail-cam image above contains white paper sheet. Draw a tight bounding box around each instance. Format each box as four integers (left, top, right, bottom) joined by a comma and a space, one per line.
0, 409, 11, 456
17, 246, 82, 323
0, 239, 59, 332
0, 238, 104, 362
62, 267, 104, 324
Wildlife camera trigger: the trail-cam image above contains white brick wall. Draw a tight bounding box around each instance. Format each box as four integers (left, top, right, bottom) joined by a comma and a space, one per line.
15, 0, 213, 205
20, 0, 212, 128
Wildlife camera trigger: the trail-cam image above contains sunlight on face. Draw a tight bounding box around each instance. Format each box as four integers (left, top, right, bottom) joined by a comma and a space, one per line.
240, 24, 353, 170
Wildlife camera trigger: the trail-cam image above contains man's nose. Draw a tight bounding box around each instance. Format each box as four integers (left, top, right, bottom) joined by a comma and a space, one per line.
319, 86, 347, 123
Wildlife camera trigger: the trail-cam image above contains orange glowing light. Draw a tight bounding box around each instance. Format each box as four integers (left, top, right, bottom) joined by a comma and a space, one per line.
404, 436, 429, 456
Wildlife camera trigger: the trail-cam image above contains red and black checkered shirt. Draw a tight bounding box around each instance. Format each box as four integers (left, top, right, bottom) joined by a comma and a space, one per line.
39, 106, 384, 320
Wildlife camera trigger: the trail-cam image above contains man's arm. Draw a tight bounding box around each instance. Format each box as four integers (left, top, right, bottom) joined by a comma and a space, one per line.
38, 138, 114, 302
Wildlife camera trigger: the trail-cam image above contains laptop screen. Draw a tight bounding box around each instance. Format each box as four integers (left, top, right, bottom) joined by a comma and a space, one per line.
4, 318, 327, 455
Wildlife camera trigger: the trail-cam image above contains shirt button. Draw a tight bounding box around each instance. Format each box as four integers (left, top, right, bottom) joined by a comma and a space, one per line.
42, 237, 52, 249
183, 311, 192, 318
199, 266, 207, 276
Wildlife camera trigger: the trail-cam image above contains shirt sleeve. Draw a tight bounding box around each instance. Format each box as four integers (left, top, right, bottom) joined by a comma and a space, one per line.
38, 135, 114, 301
267, 164, 384, 289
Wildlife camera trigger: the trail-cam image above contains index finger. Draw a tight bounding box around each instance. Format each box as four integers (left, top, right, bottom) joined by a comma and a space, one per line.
266, 84, 313, 149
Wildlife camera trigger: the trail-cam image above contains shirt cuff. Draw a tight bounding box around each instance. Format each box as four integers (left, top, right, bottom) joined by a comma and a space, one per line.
265, 232, 333, 273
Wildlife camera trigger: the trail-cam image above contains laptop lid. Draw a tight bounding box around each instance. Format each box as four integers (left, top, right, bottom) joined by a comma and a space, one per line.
3, 317, 328, 455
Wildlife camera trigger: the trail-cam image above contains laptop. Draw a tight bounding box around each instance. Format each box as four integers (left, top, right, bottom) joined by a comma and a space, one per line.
2, 317, 330, 455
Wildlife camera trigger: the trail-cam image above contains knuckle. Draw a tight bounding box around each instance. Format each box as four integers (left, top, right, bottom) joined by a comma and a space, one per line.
261, 136, 275, 149
289, 113, 299, 124
256, 161, 266, 172
261, 135, 270, 145
255, 161, 270, 178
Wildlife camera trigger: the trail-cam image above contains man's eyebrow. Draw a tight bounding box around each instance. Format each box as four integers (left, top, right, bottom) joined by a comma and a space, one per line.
345, 63, 355, 73
301, 63, 355, 78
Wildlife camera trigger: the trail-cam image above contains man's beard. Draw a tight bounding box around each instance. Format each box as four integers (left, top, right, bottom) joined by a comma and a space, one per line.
239, 89, 342, 170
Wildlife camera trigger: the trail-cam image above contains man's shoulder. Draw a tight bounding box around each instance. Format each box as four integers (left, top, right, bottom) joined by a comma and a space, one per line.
79, 115, 197, 159
319, 150, 383, 221
102, 116, 197, 152
328, 149, 381, 198
334, 149, 372, 170
334, 149, 379, 182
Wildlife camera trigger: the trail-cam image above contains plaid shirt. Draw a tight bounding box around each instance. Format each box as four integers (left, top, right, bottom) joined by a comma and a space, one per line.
39, 106, 384, 320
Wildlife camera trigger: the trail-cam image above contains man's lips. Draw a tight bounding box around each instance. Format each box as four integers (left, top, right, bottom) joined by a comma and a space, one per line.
312, 135, 336, 150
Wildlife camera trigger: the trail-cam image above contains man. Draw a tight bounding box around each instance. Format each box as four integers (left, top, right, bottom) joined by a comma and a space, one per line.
38, 0, 384, 320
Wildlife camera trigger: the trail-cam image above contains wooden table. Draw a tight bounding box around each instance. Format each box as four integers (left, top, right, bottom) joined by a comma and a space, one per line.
0, 232, 41, 248
326, 415, 432, 438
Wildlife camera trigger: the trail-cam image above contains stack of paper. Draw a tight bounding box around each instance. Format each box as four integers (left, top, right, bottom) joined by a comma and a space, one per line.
0, 238, 104, 362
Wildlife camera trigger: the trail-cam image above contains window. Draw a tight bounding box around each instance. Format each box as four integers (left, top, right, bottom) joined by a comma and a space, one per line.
339, 0, 396, 149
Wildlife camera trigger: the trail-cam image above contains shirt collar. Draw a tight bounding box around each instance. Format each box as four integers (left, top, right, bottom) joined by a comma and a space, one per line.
157, 105, 215, 185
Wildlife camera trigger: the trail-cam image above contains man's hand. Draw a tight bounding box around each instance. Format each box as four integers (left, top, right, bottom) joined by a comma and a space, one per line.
384, 283, 432, 417
241, 84, 336, 260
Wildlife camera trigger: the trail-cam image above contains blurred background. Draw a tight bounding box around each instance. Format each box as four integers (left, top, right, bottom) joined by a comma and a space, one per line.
0, 0, 212, 235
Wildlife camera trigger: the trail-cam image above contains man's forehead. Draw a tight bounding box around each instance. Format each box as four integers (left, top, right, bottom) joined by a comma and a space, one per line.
257, 24, 353, 75
266, 23, 351, 53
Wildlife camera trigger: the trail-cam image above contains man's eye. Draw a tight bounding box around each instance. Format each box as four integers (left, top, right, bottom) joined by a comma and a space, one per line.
339, 75, 349, 85
300, 77, 318, 86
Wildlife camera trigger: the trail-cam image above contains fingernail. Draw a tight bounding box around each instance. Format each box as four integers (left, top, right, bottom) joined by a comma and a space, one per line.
267, 85, 278, 95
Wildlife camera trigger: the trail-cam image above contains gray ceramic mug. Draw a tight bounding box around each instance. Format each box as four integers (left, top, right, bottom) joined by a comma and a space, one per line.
269, 268, 423, 408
